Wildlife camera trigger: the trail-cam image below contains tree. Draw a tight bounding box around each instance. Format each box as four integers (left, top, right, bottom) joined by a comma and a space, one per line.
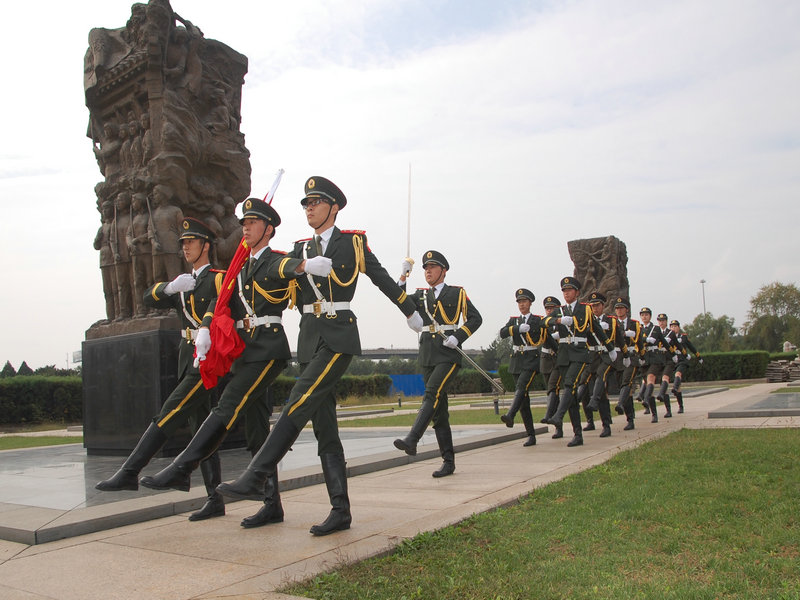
743, 282, 800, 332
17, 361, 34, 376
684, 312, 739, 352
477, 336, 512, 371
0, 360, 16, 378
742, 314, 800, 352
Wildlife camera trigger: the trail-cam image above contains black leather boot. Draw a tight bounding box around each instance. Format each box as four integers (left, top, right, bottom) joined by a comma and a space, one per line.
432, 427, 456, 477
394, 401, 434, 455
217, 416, 301, 501
567, 434, 583, 447
500, 389, 524, 427
657, 380, 670, 402
542, 390, 558, 423
675, 391, 684, 413
141, 413, 229, 492
241, 471, 284, 528
663, 394, 673, 417
587, 377, 604, 412
648, 390, 658, 423
96, 423, 167, 491
548, 389, 573, 429
310, 453, 352, 536
615, 385, 630, 415
672, 375, 682, 395
623, 419, 635, 431
519, 402, 536, 446
189, 452, 225, 521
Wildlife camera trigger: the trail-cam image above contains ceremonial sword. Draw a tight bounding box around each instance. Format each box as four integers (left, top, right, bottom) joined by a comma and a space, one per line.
437, 330, 505, 396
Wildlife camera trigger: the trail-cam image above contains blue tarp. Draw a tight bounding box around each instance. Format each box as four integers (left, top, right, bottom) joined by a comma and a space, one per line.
388, 374, 425, 397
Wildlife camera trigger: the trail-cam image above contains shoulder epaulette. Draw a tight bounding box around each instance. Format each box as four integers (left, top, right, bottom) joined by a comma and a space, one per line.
210, 268, 226, 274
509, 316, 517, 319
631, 318, 640, 323
295, 237, 312, 243
416, 287, 428, 291
448, 285, 463, 289
533, 314, 543, 318
340, 229, 366, 235
271, 249, 287, 255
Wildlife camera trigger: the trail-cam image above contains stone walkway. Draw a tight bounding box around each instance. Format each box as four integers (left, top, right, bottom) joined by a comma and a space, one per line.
0, 383, 797, 600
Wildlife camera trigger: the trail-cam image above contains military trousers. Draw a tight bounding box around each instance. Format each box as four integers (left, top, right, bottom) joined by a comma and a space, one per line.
154, 369, 213, 438
422, 362, 461, 430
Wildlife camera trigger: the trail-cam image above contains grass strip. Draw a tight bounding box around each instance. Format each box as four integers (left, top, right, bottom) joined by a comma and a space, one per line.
0, 437, 81, 451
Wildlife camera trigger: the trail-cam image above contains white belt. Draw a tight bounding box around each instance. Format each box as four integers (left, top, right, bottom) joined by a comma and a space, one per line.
540, 348, 554, 355
302, 301, 351, 316
513, 344, 537, 352
427, 323, 457, 333
588, 345, 604, 352
559, 336, 587, 345
646, 345, 666, 352
180, 328, 198, 340
236, 315, 283, 329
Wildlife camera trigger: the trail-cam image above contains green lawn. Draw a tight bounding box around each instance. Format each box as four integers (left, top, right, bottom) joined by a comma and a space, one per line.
286, 428, 800, 600
0, 436, 81, 451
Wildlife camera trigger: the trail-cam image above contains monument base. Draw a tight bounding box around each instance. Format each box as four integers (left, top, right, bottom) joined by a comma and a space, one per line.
82, 318, 247, 456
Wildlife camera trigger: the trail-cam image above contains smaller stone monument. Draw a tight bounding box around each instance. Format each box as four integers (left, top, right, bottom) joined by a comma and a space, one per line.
567, 236, 629, 313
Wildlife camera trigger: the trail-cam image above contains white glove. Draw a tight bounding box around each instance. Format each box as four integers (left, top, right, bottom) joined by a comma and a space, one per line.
560, 315, 573, 327
609, 349, 618, 361
625, 330, 636, 338
623, 357, 631, 368
407, 312, 424, 333
672, 355, 679, 363
401, 257, 414, 276
646, 336, 656, 344
552, 332, 560, 341
165, 273, 196, 295
519, 323, 530, 333
600, 321, 609, 330
686, 353, 693, 359
193, 328, 211, 367
699, 358, 704, 364
304, 255, 333, 277
443, 335, 459, 349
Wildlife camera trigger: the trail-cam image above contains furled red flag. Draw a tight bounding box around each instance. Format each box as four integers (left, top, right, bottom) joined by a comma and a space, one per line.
199, 169, 284, 389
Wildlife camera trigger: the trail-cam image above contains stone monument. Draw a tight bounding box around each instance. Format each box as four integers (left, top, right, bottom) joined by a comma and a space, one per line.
82, 0, 251, 454
567, 236, 629, 313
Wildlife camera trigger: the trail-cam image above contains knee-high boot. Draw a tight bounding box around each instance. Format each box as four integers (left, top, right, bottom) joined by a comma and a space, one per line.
672, 374, 682, 395
657, 380, 670, 401
96, 423, 167, 491
542, 390, 558, 423
675, 391, 684, 413
140, 413, 229, 492
500, 389, 525, 427
309, 453, 351, 536
217, 415, 301, 501
188, 452, 225, 521
646, 384, 658, 423
432, 427, 455, 477
241, 470, 284, 528
615, 384, 628, 415
587, 377, 604, 412
394, 401, 434, 456
519, 398, 536, 446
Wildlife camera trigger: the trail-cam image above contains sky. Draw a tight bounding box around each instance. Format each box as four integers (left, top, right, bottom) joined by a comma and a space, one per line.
1, 0, 798, 369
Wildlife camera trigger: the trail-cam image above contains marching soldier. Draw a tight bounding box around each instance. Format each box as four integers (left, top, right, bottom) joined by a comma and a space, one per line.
655, 313, 682, 418
544, 277, 616, 447
217, 176, 424, 536
95, 218, 228, 521
670, 319, 701, 413
393, 250, 482, 475
139, 198, 306, 527
612, 297, 643, 430
637, 308, 672, 422
583, 292, 628, 438
499, 288, 544, 447
539, 295, 562, 425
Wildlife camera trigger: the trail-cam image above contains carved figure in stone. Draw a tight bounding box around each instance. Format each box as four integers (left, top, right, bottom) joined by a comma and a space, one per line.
93, 199, 117, 322
140, 112, 153, 166
93, 122, 121, 178
118, 123, 133, 173
214, 195, 242, 266
567, 236, 629, 314
113, 191, 134, 320
150, 183, 184, 282
128, 112, 143, 170
129, 192, 155, 317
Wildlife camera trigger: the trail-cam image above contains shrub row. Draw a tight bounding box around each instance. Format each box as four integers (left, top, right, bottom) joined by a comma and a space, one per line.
683, 351, 770, 382
0, 376, 82, 425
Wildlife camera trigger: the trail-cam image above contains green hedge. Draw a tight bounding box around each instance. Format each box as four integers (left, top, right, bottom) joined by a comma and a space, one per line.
769, 352, 799, 361
682, 351, 770, 382
497, 365, 546, 392
0, 376, 82, 425
268, 374, 393, 406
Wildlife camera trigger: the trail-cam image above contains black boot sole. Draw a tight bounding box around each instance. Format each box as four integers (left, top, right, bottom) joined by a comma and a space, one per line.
393, 439, 417, 456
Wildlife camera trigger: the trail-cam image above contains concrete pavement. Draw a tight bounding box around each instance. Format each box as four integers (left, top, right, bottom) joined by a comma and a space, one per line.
0, 382, 797, 600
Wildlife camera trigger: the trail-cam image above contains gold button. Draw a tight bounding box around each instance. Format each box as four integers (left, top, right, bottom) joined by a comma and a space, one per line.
245, 285, 250, 290
316, 283, 321, 287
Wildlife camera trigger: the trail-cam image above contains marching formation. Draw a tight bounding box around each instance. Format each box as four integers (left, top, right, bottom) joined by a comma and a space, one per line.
94, 174, 700, 537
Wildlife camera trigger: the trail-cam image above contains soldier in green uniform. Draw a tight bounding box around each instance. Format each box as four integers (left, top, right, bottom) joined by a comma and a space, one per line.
498, 288, 543, 446
392, 250, 483, 476
612, 297, 643, 430
95, 218, 227, 521
218, 176, 424, 536
539, 295, 562, 425
544, 277, 616, 447
138, 198, 311, 523
655, 313, 681, 418
670, 319, 702, 413
637, 308, 673, 423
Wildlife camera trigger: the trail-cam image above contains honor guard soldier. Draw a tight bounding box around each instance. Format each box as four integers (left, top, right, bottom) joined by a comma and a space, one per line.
670, 320, 701, 413
218, 176, 424, 536
612, 297, 643, 430
139, 198, 300, 527
539, 295, 562, 424
499, 288, 544, 446
544, 277, 616, 447
636, 307, 672, 422
96, 218, 228, 521
393, 250, 483, 476
655, 313, 681, 418
583, 292, 628, 438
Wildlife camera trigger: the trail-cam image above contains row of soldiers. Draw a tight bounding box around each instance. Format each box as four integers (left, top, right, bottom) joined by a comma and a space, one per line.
498, 280, 701, 447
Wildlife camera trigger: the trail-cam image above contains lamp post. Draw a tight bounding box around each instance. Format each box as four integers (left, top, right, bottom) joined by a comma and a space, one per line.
700, 279, 707, 314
